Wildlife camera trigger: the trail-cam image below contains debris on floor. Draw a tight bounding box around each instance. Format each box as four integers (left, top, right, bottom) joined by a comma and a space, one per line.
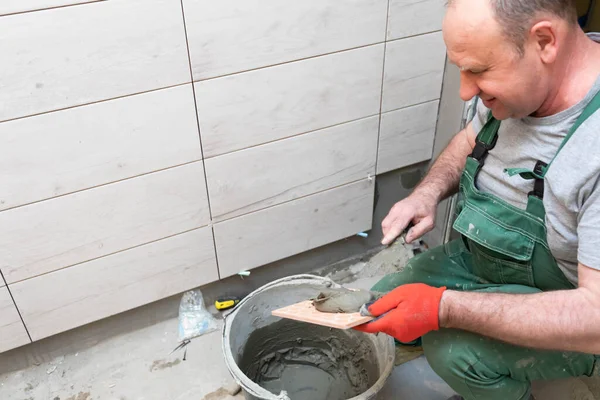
395, 345, 424, 366
201, 383, 244, 400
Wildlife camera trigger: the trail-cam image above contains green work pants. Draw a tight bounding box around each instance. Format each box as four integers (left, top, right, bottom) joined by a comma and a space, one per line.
372, 239, 598, 400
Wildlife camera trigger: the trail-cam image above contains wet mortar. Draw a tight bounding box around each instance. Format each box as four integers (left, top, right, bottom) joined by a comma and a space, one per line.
238, 319, 379, 400
312, 288, 378, 313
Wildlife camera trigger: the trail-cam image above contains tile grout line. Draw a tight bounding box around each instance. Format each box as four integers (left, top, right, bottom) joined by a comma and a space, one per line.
7, 176, 373, 286
0, 31, 441, 126
0, 0, 106, 18
0, 159, 202, 214
193, 41, 387, 82
374, 0, 393, 176
430, 56, 450, 161
213, 176, 372, 225
6, 226, 209, 286
202, 98, 441, 162
192, 30, 443, 84
0, 96, 434, 216
388, 29, 443, 43
1, 270, 33, 342
177, 0, 221, 279
204, 113, 382, 160
0, 82, 191, 125
7, 175, 374, 286
382, 98, 442, 116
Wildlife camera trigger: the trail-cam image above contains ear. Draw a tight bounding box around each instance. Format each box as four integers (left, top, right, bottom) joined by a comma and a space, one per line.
529, 21, 558, 64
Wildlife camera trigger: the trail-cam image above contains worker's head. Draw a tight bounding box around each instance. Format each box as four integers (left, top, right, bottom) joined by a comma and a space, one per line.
443, 0, 579, 119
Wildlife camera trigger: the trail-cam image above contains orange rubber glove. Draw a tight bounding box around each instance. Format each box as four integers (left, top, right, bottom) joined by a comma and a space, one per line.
354, 283, 446, 342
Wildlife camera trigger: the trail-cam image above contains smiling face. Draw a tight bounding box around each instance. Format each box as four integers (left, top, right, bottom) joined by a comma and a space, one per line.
443, 0, 554, 119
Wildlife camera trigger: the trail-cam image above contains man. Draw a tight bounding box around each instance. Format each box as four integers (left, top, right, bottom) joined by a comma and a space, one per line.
354, 0, 600, 399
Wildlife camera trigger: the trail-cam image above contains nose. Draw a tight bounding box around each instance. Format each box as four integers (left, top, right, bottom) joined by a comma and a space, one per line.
459, 71, 480, 101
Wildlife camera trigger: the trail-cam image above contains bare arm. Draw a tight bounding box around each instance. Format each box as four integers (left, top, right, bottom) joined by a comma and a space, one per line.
381, 122, 477, 244
413, 121, 477, 203
439, 263, 600, 354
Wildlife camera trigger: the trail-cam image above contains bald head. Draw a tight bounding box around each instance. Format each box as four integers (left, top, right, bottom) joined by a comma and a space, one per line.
444, 0, 597, 120
444, 0, 503, 53
443, 0, 582, 119
447, 0, 578, 55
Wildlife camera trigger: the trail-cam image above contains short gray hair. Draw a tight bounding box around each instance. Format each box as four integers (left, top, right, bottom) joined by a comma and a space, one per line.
448, 0, 579, 55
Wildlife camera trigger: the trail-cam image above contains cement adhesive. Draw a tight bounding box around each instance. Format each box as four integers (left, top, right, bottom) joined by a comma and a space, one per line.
239, 319, 378, 400
312, 288, 377, 313
222, 275, 395, 400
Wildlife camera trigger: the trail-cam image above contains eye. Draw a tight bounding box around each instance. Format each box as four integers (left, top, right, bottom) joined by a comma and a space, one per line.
459, 66, 486, 75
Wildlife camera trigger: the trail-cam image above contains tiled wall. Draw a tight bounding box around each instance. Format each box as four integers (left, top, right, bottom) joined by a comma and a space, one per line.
0, 0, 446, 350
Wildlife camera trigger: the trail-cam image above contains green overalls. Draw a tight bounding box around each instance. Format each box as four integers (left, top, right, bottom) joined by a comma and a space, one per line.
372, 91, 600, 400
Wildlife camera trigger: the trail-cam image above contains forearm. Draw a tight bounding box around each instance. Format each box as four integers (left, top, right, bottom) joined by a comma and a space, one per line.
413, 126, 474, 203
379, 124, 476, 244
440, 288, 600, 354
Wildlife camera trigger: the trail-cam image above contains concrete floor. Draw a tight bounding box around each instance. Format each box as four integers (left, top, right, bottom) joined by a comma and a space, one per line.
1, 240, 598, 400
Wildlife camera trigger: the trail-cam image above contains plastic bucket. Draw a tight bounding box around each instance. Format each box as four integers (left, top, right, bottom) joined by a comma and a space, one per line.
222, 274, 395, 400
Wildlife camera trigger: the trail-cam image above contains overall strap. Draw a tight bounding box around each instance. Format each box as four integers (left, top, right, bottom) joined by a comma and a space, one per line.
504, 90, 600, 192
470, 113, 501, 163
542, 89, 600, 177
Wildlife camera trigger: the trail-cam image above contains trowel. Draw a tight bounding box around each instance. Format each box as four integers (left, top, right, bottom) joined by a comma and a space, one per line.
271, 287, 385, 329
272, 224, 412, 329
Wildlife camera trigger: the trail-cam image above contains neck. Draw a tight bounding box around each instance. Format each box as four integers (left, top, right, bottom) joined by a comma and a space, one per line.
534, 29, 600, 117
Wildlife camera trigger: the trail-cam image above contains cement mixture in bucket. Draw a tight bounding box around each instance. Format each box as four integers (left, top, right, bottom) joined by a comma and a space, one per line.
222, 275, 395, 400
238, 319, 378, 400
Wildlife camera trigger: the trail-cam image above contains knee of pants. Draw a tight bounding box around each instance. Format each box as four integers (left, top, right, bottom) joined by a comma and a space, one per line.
423, 330, 507, 389
422, 330, 530, 400
422, 329, 478, 384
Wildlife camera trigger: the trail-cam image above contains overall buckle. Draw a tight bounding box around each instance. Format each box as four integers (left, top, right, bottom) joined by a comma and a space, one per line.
528, 160, 548, 199
470, 134, 498, 163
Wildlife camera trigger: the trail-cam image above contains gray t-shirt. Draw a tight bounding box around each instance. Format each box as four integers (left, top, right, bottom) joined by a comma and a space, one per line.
472, 33, 600, 285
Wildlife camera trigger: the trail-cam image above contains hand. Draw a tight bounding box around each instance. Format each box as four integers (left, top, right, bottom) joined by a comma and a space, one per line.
353, 284, 446, 342
381, 192, 438, 245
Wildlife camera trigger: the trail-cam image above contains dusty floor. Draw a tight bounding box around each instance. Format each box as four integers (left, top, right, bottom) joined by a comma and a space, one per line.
0, 240, 598, 400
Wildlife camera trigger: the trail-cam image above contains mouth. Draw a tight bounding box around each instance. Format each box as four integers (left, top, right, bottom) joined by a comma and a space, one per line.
482, 98, 496, 108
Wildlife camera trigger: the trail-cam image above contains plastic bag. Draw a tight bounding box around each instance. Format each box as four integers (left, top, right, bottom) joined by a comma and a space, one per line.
177, 289, 218, 341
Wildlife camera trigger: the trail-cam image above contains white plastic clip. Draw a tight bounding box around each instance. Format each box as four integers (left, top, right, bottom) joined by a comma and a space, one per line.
238, 271, 251, 278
